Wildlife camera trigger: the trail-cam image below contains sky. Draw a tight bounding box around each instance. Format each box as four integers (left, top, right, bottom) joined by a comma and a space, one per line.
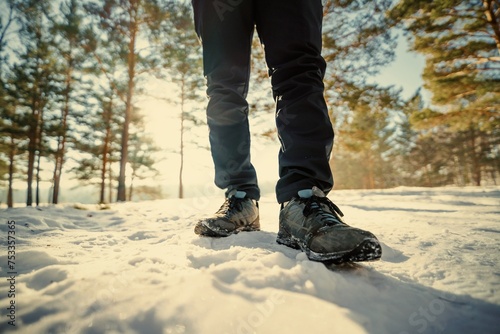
137, 36, 427, 198
370, 36, 428, 100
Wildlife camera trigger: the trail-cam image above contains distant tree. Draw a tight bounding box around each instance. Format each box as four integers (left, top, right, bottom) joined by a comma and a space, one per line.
84, 0, 171, 202
332, 86, 402, 189
128, 121, 160, 201
321, 0, 405, 188
409, 130, 457, 186
71, 85, 123, 204
11, 0, 59, 206
71, 84, 161, 205
129, 185, 163, 201
159, 1, 204, 199
0, 0, 22, 207
98, 91, 123, 204
0, 94, 27, 207
390, 0, 500, 185
322, 0, 398, 113
387, 90, 424, 186
49, 0, 87, 204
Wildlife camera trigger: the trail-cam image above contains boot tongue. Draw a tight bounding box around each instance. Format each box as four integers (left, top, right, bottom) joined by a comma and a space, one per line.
298, 186, 325, 199
228, 190, 247, 199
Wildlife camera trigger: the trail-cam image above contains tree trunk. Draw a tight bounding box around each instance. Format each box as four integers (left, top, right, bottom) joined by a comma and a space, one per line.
179, 78, 185, 199
52, 104, 68, 204
7, 136, 15, 208
27, 104, 41, 206
35, 148, 42, 206
100, 144, 109, 204
469, 127, 482, 186
52, 156, 61, 203
100, 100, 112, 204
108, 163, 113, 204
129, 173, 135, 201
27, 49, 44, 206
117, 10, 138, 202
52, 68, 72, 204
35, 100, 45, 207
26, 123, 36, 206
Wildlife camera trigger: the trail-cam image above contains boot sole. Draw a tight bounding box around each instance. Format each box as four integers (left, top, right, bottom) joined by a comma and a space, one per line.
277, 230, 382, 264
194, 218, 260, 237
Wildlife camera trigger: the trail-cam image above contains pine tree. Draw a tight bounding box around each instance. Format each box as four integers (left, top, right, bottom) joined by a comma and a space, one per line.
71, 85, 123, 204
12, 0, 59, 206
159, 1, 204, 199
0, 84, 27, 207
390, 0, 500, 185
321, 0, 404, 188
322, 0, 398, 110
388, 90, 424, 186
84, 0, 171, 202
49, 0, 87, 204
332, 86, 402, 189
0, 0, 21, 207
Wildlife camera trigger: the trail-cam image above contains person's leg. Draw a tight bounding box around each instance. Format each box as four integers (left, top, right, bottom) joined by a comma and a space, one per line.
254, 0, 334, 203
252, 1, 381, 264
192, 0, 260, 200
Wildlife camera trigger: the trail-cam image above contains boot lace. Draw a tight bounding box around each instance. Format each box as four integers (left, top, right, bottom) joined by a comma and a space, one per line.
301, 196, 345, 225
216, 197, 246, 216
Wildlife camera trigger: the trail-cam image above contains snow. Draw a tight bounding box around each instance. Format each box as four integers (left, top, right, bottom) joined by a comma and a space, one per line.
1, 186, 499, 334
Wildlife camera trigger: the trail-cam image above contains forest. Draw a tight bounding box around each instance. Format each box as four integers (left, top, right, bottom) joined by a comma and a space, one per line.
0, 0, 499, 207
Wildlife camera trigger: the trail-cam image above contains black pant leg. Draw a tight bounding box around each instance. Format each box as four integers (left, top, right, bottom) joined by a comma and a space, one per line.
192, 0, 260, 200
254, 0, 334, 203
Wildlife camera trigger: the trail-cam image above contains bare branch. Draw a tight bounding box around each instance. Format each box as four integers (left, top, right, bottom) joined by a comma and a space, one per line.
483, 0, 500, 53
0, 2, 16, 52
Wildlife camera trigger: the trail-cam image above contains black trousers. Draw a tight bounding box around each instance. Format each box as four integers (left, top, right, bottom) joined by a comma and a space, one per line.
192, 0, 334, 203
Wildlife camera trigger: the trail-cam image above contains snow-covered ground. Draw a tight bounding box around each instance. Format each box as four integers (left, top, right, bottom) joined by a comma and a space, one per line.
0, 186, 499, 334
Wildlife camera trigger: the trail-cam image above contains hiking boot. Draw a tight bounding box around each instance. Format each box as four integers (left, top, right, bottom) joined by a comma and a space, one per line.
277, 186, 382, 264
194, 190, 260, 237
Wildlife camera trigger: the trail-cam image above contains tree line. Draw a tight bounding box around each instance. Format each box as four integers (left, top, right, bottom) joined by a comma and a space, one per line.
0, 0, 498, 207
0, 0, 199, 207
322, 0, 499, 189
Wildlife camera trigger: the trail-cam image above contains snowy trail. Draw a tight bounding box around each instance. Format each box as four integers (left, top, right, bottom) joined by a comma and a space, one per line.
0, 187, 499, 334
